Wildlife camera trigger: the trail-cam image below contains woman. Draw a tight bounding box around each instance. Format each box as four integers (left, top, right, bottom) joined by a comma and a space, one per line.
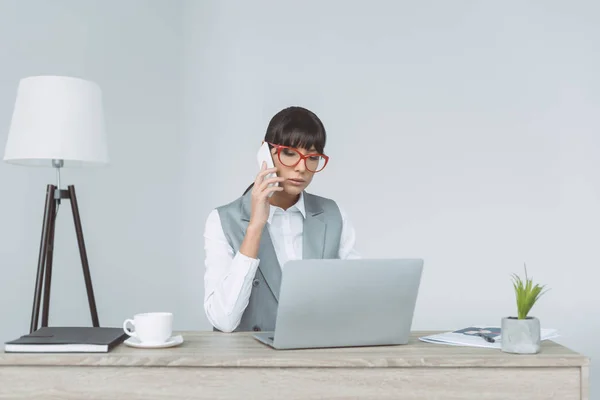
203, 106, 360, 333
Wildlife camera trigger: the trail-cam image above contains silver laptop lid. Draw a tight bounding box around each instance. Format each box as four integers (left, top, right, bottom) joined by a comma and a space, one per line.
272, 258, 423, 349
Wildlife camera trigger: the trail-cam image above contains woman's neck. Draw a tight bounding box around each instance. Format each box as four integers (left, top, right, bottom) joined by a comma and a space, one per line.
269, 191, 300, 210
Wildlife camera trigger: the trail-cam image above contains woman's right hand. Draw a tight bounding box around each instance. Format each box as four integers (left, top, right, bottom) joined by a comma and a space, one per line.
249, 162, 285, 228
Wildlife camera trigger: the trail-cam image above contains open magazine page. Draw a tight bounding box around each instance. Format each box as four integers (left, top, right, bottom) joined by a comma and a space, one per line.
419, 326, 560, 349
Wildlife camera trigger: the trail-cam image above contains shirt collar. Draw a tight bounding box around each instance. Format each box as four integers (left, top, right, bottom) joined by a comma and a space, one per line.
267, 191, 306, 224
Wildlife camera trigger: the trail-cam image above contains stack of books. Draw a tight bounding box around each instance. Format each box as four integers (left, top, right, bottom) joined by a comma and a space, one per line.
4, 327, 128, 353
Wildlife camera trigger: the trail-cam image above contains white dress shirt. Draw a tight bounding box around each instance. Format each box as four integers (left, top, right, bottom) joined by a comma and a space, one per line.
203, 192, 360, 332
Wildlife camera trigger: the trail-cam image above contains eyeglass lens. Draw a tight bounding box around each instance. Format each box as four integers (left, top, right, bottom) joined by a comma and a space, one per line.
279, 148, 327, 172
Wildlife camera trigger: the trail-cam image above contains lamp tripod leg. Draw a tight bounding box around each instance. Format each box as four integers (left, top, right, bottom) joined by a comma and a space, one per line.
30, 185, 56, 333
68, 185, 100, 327
41, 196, 58, 328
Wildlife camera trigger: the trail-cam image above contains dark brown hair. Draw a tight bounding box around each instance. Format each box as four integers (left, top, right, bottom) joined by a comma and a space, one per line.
264, 106, 326, 153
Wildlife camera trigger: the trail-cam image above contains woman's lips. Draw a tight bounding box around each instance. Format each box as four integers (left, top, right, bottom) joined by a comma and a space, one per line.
287, 178, 305, 186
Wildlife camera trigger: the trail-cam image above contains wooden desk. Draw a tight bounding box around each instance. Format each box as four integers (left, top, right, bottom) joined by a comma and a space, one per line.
0, 331, 589, 399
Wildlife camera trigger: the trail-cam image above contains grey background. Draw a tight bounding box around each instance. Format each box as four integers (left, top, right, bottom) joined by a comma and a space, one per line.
0, 0, 598, 397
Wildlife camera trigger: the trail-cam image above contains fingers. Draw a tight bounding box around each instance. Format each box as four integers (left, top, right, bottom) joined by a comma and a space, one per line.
253, 164, 278, 186
252, 183, 283, 202
260, 167, 278, 178
258, 176, 285, 192
261, 185, 284, 196
266, 186, 284, 195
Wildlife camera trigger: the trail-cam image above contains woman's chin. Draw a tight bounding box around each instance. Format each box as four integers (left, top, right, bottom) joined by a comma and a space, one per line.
282, 183, 304, 196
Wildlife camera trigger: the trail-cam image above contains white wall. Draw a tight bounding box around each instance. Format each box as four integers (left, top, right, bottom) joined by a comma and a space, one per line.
0, 0, 184, 337
180, 0, 600, 396
0, 0, 598, 397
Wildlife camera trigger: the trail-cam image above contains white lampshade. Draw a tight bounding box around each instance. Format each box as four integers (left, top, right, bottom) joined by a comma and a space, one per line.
3, 75, 108, 167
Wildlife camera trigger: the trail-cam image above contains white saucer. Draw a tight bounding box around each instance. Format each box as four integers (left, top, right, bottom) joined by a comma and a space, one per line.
123, 335, 184, 349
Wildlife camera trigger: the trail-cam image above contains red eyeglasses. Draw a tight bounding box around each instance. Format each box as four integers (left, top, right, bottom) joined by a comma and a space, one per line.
267, 142, 329, 173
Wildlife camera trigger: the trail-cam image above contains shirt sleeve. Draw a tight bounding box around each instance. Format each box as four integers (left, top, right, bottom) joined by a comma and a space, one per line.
337, 205, 361, 259
203, 209, 260, 332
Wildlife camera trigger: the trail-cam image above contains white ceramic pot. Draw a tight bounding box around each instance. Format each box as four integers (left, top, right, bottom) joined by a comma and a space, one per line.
501, 316, 541, 354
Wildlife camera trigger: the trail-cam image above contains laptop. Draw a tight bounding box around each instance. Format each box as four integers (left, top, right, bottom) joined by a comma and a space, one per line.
253, 258, 423, 350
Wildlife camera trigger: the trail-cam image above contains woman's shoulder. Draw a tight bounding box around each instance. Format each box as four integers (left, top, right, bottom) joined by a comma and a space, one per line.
304, 191, 338, 204
210, 193, 247, 219
205, 196, 242, 231
303, 191, 342, 215
303, 192, 352, 222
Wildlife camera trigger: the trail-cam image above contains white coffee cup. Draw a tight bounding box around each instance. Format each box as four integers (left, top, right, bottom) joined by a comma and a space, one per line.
123, 312, 173, 344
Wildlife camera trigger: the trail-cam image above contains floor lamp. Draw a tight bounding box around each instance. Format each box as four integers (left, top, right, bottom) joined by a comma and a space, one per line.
3, 75, 109, 333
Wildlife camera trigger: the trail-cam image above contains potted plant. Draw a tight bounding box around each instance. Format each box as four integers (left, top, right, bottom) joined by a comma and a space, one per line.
501, 264, 549, 354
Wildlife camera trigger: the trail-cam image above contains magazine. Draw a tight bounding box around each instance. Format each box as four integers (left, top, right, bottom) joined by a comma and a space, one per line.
419, 326, 560, 349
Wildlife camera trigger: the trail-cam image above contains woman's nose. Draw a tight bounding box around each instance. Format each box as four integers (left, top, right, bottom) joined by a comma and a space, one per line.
295, 160, 306, 172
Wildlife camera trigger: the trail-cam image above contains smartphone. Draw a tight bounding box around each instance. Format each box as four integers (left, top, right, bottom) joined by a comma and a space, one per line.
256, 142, 278, 196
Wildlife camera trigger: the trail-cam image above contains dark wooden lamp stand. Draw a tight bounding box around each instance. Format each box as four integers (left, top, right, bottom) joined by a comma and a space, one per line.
30, 177, 100, 333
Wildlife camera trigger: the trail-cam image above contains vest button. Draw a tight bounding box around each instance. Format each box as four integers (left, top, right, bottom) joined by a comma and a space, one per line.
252, 279, 259, 287
253, 326, 261, 332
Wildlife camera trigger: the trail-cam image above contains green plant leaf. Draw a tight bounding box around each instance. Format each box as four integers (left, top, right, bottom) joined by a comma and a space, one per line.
511, 264, 549, 319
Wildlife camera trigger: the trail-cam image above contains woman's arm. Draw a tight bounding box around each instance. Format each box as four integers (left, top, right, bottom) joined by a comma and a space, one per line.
338, 206, 361, 259
203, 210, 262, 332
204, 166, 284, 332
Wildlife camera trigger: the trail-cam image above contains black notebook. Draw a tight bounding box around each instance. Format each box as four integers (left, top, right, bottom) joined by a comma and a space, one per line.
4, 327, 128, 353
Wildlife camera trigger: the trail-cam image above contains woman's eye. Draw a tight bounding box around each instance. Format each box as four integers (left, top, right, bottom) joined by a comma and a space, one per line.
309, 156, 320, 161
283, 149, 296, 156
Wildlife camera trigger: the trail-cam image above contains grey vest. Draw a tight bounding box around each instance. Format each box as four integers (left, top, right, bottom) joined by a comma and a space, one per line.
216, 190, 343, 332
